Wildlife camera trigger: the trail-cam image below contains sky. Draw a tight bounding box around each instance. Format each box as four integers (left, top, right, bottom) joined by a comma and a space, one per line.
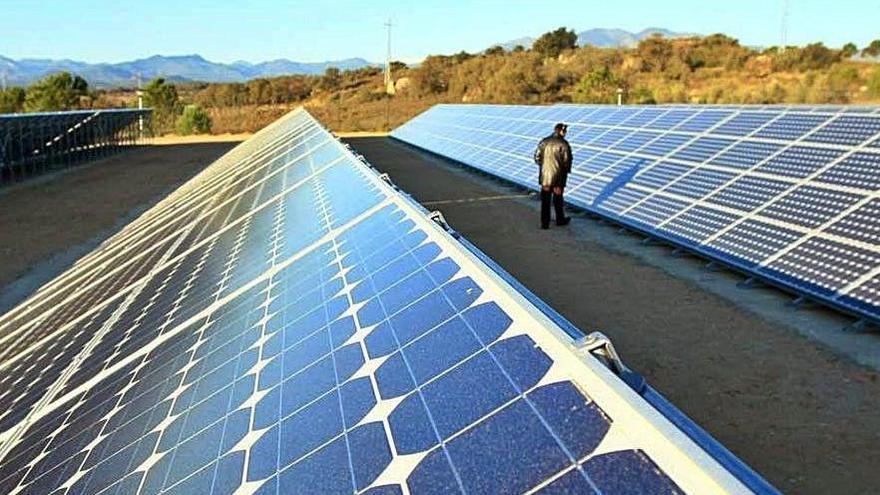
0, 0, 878, 64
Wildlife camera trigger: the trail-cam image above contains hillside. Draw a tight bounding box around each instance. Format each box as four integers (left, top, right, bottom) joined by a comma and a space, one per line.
0, 54, 375, 87
3, 29, 880, 135
198, 32, 880, 134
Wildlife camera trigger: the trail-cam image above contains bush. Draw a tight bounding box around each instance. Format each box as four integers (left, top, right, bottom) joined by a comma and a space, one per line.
571, 67, 624, 103
176, 104, 212, 135
868, 66, 880, 98
0, 87, 26, 113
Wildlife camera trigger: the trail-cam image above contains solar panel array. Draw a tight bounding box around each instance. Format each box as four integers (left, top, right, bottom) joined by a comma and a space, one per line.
0, 108, 763, 494
393, 104, 880, 322
0, 109, 149, 184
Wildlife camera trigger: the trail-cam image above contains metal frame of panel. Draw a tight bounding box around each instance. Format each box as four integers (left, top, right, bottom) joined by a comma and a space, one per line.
0, 109, 151, 185
0, 107, 776, 494
392, 103, 880, 324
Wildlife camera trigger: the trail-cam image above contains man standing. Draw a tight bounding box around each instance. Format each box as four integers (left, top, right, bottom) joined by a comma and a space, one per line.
534, 123, 572, 229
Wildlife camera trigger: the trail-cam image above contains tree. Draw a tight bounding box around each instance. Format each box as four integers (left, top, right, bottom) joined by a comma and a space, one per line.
571, 67, 624, 103
317, 67, 341, 91
23, 72, 88, 111
0, 87, 26, 113
452, 51, 473, 63
176, 104, 212, 135
412, 55, 452, 95
533, 27, 578, 58
142, 78, 180, 133
799, 42, 839, 69
863, 39, 880, 58
484, 45, 505, 56
841, 42, 858, 58
390, 61, 408, 72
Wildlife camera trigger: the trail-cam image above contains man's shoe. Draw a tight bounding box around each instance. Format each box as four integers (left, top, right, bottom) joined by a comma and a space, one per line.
556, 217, 571, 226
540, 223, 550, 230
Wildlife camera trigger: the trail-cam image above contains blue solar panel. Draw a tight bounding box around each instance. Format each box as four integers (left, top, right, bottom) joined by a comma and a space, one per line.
712, 112, 779, 136
0, 108, 768, 494
752, 113, 829, 140
671, 137, 736, 163
674, 110, 733, 133
805, 115, 880, 146
639, 133, 693, 156
709, 141, 784, 169
392, 103, 880, 323
754, 146, 845, 179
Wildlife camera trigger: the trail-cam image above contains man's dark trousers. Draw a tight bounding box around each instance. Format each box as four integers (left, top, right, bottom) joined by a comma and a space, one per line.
540, 189, 566, 228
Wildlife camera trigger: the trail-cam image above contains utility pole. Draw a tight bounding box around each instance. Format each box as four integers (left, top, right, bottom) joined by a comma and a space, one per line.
384, 18, 394, 131
384, 18, 394, 94
780, 0, 790, 53
136, 72, 144, 138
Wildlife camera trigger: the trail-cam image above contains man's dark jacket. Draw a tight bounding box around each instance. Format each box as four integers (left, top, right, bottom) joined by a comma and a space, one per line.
534, 133, 573, 188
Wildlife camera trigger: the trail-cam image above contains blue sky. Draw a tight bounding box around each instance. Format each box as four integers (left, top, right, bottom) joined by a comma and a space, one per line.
0, 0, 877, 63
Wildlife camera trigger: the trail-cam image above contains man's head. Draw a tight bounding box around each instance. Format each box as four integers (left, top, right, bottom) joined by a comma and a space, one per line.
554, 122, 568, 137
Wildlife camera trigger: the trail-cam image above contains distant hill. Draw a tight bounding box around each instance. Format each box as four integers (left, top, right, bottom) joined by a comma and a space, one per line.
497, 26, 697, 51
0, 54, 376, 88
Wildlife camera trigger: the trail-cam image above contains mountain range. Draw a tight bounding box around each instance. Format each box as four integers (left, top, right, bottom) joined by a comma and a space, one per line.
0, 54, 375, 88
0, 27, 696, 89
498, 27, 696, 51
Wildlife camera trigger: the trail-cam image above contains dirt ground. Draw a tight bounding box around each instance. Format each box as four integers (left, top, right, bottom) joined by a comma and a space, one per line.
150, 133, 252, 145
0, 142, 239, 313
345, 137, 880, 495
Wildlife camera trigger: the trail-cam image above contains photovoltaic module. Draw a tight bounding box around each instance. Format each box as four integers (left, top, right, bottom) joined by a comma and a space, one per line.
393, 103, 880, 324
0, 108, 773, 494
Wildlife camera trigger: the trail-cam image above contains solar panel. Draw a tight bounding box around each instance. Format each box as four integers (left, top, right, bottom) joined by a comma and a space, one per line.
392, 104, 880, 322
0, 109, 150, 184
0, 108, 772, 494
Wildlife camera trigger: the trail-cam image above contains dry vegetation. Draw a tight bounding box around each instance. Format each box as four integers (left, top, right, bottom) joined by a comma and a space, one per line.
190, 32, 880, 133
6, 31, 879, 134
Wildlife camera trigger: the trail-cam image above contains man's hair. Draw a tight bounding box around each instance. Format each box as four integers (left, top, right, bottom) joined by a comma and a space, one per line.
554, 123, 568, 133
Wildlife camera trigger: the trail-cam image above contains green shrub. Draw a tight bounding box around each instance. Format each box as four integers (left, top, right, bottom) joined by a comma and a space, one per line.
176, 104, 212, 135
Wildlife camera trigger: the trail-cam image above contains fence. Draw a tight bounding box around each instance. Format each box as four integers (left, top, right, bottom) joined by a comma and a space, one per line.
0, 108, 152, 185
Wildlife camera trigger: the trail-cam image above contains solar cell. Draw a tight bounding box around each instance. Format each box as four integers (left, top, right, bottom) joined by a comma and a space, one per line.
709, 141, 784, 170
0, 108, 766, 494
674, 110, 733, 133
638, 133, 693, 156
752, 113, 829, 140
712, 112, 779, 136
760, 186, 863, 229
708, 220, 802, 265
816, 152, 880, 190
754, 146, 845, 179
662, 206, 740, 243
805, 115, 880, 146
671, 136, 736, 163
392, 103, 880, 322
